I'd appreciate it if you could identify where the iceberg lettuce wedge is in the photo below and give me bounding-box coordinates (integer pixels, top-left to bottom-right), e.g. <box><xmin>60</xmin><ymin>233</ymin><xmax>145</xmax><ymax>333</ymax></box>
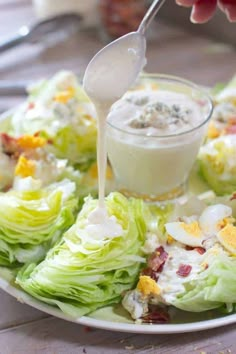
<box><xmin>16</xmin><ymin>192</ymin><xmax>150</xmax><ymax>317</ymax></box>
<box><xmin>173</xmin><ymin>254</ymin><xmax>236</xmax><ymax>312</ymax></box>
<box><xmin>0</xmin><ymin>179</ymin><xmax>77</xmax><ymax>266</ymax></box>
<box><xmin>198</xmin><ymin>135</ymin><xmax>236</xmax><ymax>195</ymax></box>
<box><xmin>1</xmin><ymin>71</ymin><xmax>97</xmax><ymax>169</ymax></box>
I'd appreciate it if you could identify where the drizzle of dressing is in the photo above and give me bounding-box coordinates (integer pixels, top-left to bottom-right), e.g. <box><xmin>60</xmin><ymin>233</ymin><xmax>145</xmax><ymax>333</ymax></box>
<box><xmin>83</xmin><ymin>31</ymin><xmax>146</xmax><ymax>232</ymax></box>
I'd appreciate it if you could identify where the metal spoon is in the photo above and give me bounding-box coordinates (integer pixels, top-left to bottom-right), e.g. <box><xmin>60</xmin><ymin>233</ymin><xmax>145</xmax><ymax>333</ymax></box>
<box><xmin>138</xmin><ymin>0</ymin><xmax>166</xmax><ymax>35</ymax></box>
<box><xmin>83</xmin><ymin>0</ymin><xmax>166</xmax><ymax>103</ymax></box>
<box><xmin>0</xmin><ymin>13</ymin><xmax>82</xmax><ymax>54</ymax></box>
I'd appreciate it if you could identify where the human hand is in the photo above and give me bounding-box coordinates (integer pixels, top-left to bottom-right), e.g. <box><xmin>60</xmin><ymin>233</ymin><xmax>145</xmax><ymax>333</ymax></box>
<box><xmin>176</xmin><ymin>0</ymin><xmax>236</xmax><ymax>23</ymax></box>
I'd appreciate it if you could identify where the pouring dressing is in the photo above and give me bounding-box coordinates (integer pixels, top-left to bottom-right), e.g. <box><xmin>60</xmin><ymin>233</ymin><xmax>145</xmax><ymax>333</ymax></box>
<box><xmin>83</xmin><ymin>0</ymin><xmax>165</xmax><ymax>230</ymax></box>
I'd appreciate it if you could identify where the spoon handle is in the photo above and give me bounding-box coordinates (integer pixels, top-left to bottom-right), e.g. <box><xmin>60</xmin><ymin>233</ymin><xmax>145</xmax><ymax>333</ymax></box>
<box><xmin>138</xmin><ymin>0</ymin><xmax>166</xmax><ymax>35</ymax></box>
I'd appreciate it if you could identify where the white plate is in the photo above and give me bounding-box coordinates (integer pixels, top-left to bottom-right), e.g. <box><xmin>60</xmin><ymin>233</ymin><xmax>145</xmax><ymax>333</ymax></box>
<box><xmin>0</xmin><ymin>107</ymin><xmax>235</xmax><ymax>334</ymax></box>
<box><xmin>0</xmin><ymin>267</ymin><xmax>235</xmax><ymax>334</ymax></box>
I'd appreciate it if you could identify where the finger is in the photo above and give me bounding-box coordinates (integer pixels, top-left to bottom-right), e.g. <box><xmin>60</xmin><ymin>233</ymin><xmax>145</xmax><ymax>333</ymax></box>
<box><xmin>225</xmin><ymin>5</ymin><xmax>236</xmax><ymax>21</ymax></box>
<box><xmin>176</xmin><ymin>0</ymin><xmax>196</xmax><ymax>6</ymax></box>
<box><xmin>218</xmin><ymin>0</ymin><xmax>236</xmax><ymax>21</ymax></box>
<box><xmin>190</xmin><ymin>0</ymin><xmax>217</xmax><ymax>23</ymax></box>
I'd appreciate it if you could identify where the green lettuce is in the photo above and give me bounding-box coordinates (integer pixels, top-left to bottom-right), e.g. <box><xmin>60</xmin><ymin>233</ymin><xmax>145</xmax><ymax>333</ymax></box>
<box><xmin>174</xmin><ymin>254</ymin><xmax>236</xmax><ymax>312</ymax></box>
<box><xmin>0</xmin><ymin>179</ymin><xmax>77</xmax><ymax>267</ymax></box>
<box><xmin>16</xmin><ymin>192</ymin><xmax>148</xmax><ymax>317</ymax></box>
<box><xmin>198</xmin><ymin>135</ymin><xmax>236</xmax><ymax>195</ymax></box>
<box><xmin>1</xmin><ymin>71</ymin><xmax>97</xmax><ymax>169</ymax></box>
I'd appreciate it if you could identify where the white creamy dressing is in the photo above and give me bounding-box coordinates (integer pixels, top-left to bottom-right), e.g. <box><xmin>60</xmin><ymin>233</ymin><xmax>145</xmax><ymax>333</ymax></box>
<box><xmin>83</xmin><ymin>31</ymin><xmax>146</xmax><ymax>233</ymax></box>
<box><xmin>109</xmin><ymin>90</ymin><xmax>202</xmax><ymax>136</ymax></box>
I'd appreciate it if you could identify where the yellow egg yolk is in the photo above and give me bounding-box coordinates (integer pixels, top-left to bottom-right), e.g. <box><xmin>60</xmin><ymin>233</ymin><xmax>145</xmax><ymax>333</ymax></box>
<box><xmin>137</xmin><ymin>276</ymin><xmax>161</xmax><ymax>296</ymax></box>
<box><xmin>54</xmin><ymin>86</ymin><xmax>75</xmax><ymax>104</ymax></box>
<box><xmin>180</xmin><ymin>221</ymin><xmax>202</xmax><ymax>238</ymax></box>
<box><xmin>207</xmin><ymin>122</ymin><xmax>220</xmax><ymax>139</ymax></box>
<box><xmin>17</xmin><ymin>135</ymin><xmax>47</xmax><ymax>150</ymax></box>
<box><xmin>15</xmin><ymin>156</ymin><xmax>36</xmax><ymax>178</ymax></box>
<box><xmin>218</xmin><ymin>224</ymin><xmax>236</xmax><ymax>254</ymax></box>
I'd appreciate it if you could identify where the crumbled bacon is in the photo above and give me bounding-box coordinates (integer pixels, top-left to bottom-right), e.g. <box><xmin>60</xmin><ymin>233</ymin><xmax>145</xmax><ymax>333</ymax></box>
<box><xmin>185</xmin><ymin>245</ymin><xmax>205</xmax><ymax>254</ymax></box>
<box><xmin>28</xmin><ymin>102</ymin><xmax>35</xmax><ymax>110</ymax></box>
<box><xmin>195</xmin><ymin>247</ymin><xmax>206</xmax><ymax>254</ymax></box>
<box><xmin>225</xmin><ymin>124</ymin><xmax>236</xmax><ymax>135</ymax></box>
<box><xmin>1</xmin><ymin>133</ymin><xmax>20</xmax><ymax>158</ymax></box>
<box><xmin>230</xmin><ymin>193</ymin><xmax>236</xmax><ymax>201</ymax></box>
<box><xmin>185</xmin><ymin>245</ymin><xmax>194</xmax><ymax>251</ymax></box>
<box><xmin>147</xmin><ymin>246</ymin><xmax>168</xmax><ymax>272</ymax></box>
<box><xmin>176</xmin><ymin>264</ymin><xmax>192</xmax><ymax>277</ymax></box>
<box><xmin>142</xmin><ymin>306</ymin><xmax>170</xmax><ymax>324</ymax></box>
<box><xmin>141</xmin><ymin>267</ymin><xmax>159</xmax><ymax>282</ymax></box>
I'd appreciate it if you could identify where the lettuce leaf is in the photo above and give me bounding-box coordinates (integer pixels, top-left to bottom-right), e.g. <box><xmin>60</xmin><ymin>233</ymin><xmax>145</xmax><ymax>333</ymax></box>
<box><xmin>198</xmin><ymin>135</ymin><xmax>236</xmax><ymax>195</ymax></box>
<box><xmin>0</xmin><ymin>179</ymin><xmax>77</xmax><ymax>266</ymax></box>
<box><xmin>1</xmin><ymin>71</ymin><xmax>97</xmax><ymax>169</ymax></box>
<box><xmin>16</xmin><ymin>192</ymin><xmax>148</xmax><ymax>317</ymax></box>
<box><xmin>173</xmin><ymin>253</ymin><xmax>236</xmax><ymax>312</ymax></box>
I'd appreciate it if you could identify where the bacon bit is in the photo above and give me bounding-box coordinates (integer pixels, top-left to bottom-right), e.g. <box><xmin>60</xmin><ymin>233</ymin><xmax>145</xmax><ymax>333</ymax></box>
<box><xmin>195</xmin><ymin>247</ymin><xmax>206</xmax><ymax>254</ymax></box>
<box><xmin>228</xmin><ymin>117</ymin><xmax>236</xmax><ymax>125</ymax></box>
<box><xmin>141</xmin><ymin>267</ymin><xmax>159</xmax><ymax>281</ymax></box>
<box><xmin>28</xmin><ymin>102</ymin><xmax>35</xmax><ymax>110</ymax></box>
<box><xmin>225</xmin><ymin>124</ymin><xmax>236</xmax><ymax>135</ymax></box>
<box><xmin>142</xmin><ymin>306</ymin><xmax>170</xmax><ymax>324</ymax></box>
<box><xmin>1</xmin><ymin>133</ymin><xmax>20</xmax><ymax>158</ymax></box>
<box><xmin>185</xmin><ymin>245</ymin><xmax>194</xmax><ymax>251</ymax></box>
<box><xmin>176</xmin><ymin>264</ymin><xmax>192</xmax><ymax>277</ymax></box>
<box><xmin>147</xmin><ymin>246</ymin><xmax>168</xmax><ymax>272</ymax></box>
<box><xmin>47</xmin><ymin>139</ymin><xmax>53</xmax><ymax>145</ymax></box>
<box><xmin>230</xmin><ymin>193</ymin><xmax>236</xmax><ymax>201</ymax></box>
<box><xmin>185</xmin><ymin>245</ymin><xmax>205</xmax><ymax>254</ymax></box>
<box><xmin>2</xmin><ymin>184</ymin><xmax>12</xmax><ymax>192</ymax></box>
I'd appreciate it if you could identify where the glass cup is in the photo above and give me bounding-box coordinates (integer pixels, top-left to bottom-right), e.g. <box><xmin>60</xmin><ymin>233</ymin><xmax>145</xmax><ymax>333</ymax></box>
<box><xmin>107</xmin><ymin>74</ymin><xmax>213</xmax><ymax>202</ymax></box>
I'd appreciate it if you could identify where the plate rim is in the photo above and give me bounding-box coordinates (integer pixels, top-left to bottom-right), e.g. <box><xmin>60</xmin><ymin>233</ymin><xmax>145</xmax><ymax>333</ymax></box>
<box><xmin>0</xmin><ymin>273</ymin><xmax>235</xmax><ymax>334</ymax></box>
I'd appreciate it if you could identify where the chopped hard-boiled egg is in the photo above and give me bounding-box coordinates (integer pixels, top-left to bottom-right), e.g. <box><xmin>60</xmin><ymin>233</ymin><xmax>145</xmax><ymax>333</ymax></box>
<box><xmin>17</xmin><ymin>135</ymin><xmax>47</xmax><ymax>150</ymax></box>
<box><xmin>54</xmin><ymin>86</ymin><xmax>75</xmax><ymax>104</ymax></box>
<box><xmin>207</xmin><ymin>121</ymin><xmax>220</xmax><ymax>139</ymax></box>
<box><xmin>217</xmin><ymin>224</ymin><xmax>236</xmax><ymax>255</ymax></box>
<box><xmin>199</xmin><ymin>204</ymin><xmax>232</xmax><ymax>235</ymax></box>
<box><xmin>165</xmin><ymin>221</ymin><xmax>204</xmax><ymax>247</ymax></box>
<box><xmin>15</xmin><ymin>156</ymin><xmax>36</xmax><ymax>178</ymax></box>
<box><xmin>137</xmin><ymin>275</ymin><xmax>161</xmax><ymax>296</ymax></box>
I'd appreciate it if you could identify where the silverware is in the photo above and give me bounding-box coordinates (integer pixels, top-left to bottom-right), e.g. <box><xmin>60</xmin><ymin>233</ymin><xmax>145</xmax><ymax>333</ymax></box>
<box><xmin>138</xmin><ymin>0</ymin><xmax>166</xmax><ymax>35</ymax></box>
<box><xmin>0</xmin><ymin>13</ymin><xmax>82</xmax><ymax>54</ymax></box>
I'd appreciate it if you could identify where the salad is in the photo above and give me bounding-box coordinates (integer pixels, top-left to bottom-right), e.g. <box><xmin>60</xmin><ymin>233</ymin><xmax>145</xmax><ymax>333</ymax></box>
<box><xmin>0</xmin><ymin>71</ymin><xmax>97</xmax><ymax>170</ymax></box>
<box><xmin>197</xmin><ymin>76</ymin><xmax>236</xmax><ymax>195</ymax></box>
<box><xmin>0</xmin><ymin>71</ymin><xmax>235</xmax><ymax>324</ymax></box>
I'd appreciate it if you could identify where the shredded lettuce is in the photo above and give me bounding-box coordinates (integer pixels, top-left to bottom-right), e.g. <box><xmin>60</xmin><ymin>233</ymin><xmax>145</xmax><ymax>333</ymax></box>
<box><xmin>16</xmin><ymin>192</ymin><xmax>149</xmax><ymax>317</ymax></box>
<box><xmin>0</xmin><ymin>179</ymin><xmax>77</xmax><ymax>267</ymax></box>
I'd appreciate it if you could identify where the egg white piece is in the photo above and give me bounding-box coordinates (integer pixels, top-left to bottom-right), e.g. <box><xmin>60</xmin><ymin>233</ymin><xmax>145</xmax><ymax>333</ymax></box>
<box><xmin>199</xmin><ymin>204</ymin><xmax>232</xmax><ymax>235</ymax></box>
<box><xmin>165</xmin><ymin>221</ymin><xmax>204</xmax><ymax>247</ymax></box>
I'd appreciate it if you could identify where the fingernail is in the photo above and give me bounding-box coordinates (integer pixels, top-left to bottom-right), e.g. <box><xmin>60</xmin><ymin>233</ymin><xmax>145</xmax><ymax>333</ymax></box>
<box><xmin>225</xmin><ymin>8</ymin><xmax>233</xmax><ymax>22</ymax></box>
<box><xmin>225</xmin><ymin>8</ymin><xmax>236</xmax><ymax>22</ymax></box>
<box><xmin>190</xmin><ymin>8</ymin><xmax>198</xmax><ymax>23</ymax></box>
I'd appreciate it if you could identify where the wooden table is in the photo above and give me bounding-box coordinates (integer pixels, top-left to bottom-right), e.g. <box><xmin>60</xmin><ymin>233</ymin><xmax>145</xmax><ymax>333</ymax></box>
<box><xmin>0</xmin><ymin>1</ymin><xmax>236</xmax><ymax>353</ymax></box>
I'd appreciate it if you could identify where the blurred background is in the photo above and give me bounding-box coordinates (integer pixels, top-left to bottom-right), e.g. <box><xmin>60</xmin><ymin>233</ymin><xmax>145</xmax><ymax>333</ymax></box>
<box><xmin>0</xmin><ymin>0</ymin><xmax>236</xmax><ymax>112</ymax></box>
